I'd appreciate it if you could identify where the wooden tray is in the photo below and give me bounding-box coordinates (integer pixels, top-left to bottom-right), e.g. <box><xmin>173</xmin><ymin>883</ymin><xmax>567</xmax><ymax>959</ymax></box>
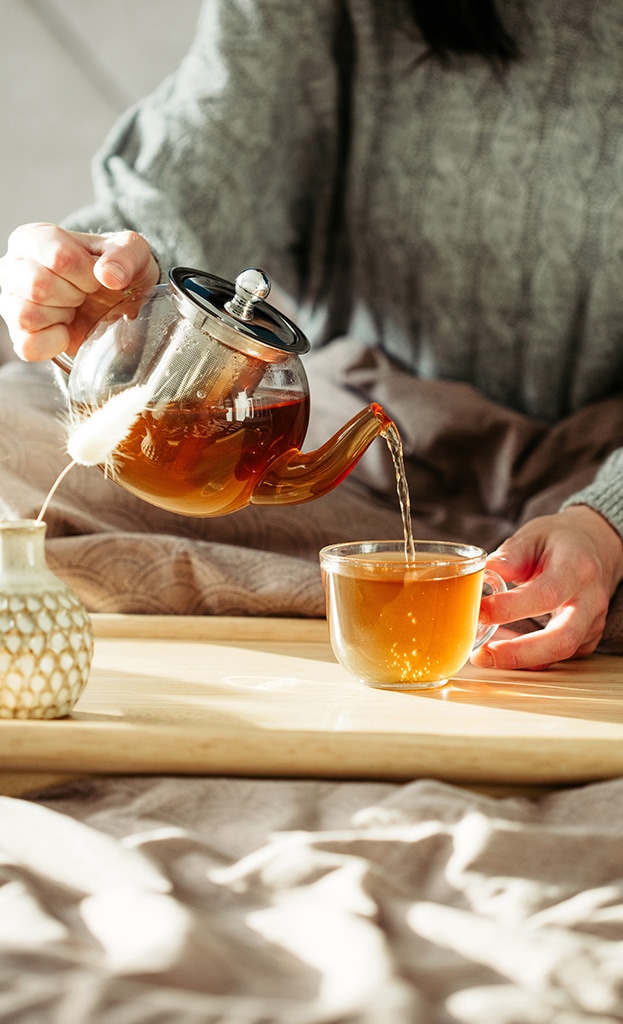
<box><xmin>2</xmin><ymin>614</ymin><xmax>623</xmax><ymax>787</ymax></box>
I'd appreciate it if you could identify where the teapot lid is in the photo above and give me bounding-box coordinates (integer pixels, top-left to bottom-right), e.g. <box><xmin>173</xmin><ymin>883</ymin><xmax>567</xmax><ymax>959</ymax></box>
<box><xmin>169</xmin><ymin>266</ymin><xmax>310</xmax><ymax>359</ymax></box>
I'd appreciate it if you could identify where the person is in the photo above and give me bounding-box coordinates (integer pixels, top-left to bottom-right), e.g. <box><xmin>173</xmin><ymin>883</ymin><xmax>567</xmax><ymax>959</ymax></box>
<box><xmin>1</xmin><ymin>0</ymin><xmax>623</xmax><ymax>672</ymax></box>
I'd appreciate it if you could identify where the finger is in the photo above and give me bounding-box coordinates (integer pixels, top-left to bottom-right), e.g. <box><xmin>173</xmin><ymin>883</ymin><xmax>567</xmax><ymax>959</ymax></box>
<box><xmin>480</xmin><ymin>571</ymin><xmax>574</xmax><ymax>626</ymax></box>
<box><xmin>471</xmin><ymin>634</ymin><xmax>564</xmax><ymax>671</ymax></box>
<box><xmin>6</xmin><ymin>223</ymin><xmax>103</xmax><ymax>294</ymax></box>
<box><xmin>10</xmin><ymin>323</ymin><xmax>73</xmax><ymax>362</ymax></box>
<box><xmin>485</xmin><ymin>542</ymin><xmax>542</xmax><ymax>585</ymax></box>
<box><xmin>483</xmin><ymin>536</ymin><xmax>600</xmax><ymax>625</ymax></box>
<box><xmin>1</xmin><ymin>256</ymin><xmax>87</xmax><ymax>308</ymax></box>
<box><xmin>90</xmin><ymin>230</ymin><xmax>156</xmax><ymax>291</ymax></box>
<box><xmin>0</xmin><ymin>291</ymin><xmax>76</xmax><ymax>336</ymax></box>
<box><xmin>571</xmin><ymin>637</ymin><xmax>602</xmax><ymax>660</ymax></box>
<box><xmin>473</xmin><ymin>604</ymin><xmax>597</xmax><ymax>670</ymax></box>
<box><xmin>485</xmin><ymin>552</ymin><xmax>525</xmax><ymax>582</ymax></box>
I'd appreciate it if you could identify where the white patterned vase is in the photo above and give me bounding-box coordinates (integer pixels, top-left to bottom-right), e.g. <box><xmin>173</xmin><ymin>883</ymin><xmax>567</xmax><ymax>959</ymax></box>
<box><xmin>0</xmin><ymin>519</ymin><xmax>94</xmax><ymax>719</ymax></box>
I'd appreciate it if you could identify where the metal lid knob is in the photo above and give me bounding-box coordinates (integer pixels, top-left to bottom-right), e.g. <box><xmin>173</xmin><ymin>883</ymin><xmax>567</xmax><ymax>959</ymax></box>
<box><xmin>225</xmin><ymin>269</ymin><xmax>271</xmax><ymax>322</ymax></box>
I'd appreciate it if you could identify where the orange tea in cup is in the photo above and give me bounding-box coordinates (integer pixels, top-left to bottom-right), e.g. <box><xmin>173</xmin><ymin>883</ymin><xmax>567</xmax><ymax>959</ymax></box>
<box><xmin>319</xmin><ymin>540</ymin><xmax>506</xmax><ymax>689</ymax></box>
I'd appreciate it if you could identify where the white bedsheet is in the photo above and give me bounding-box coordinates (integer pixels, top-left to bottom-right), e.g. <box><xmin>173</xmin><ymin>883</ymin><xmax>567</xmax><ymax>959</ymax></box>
<box><xmin>2</xmin><ymin>774</ymin><xmax>623</xmax><ymax>1022</ymax></box>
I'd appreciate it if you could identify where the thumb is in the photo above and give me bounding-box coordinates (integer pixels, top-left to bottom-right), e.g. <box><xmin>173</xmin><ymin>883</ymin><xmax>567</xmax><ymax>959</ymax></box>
<box><xmin>91</xmin><ymin>230</ymin><xmax>156</xmax><ymax>291</ymax></box>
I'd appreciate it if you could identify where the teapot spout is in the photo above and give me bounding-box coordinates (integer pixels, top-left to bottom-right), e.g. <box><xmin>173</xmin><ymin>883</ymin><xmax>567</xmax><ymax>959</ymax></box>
<box><xmin>251</xmin><ymin>403</ymin><xmax>392</xmax><ymax>506</ymax></box>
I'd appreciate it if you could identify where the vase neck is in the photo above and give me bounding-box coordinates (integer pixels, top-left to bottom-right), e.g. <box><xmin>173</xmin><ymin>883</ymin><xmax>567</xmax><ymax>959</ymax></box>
<box><xmin>0</xmin><ymin>519</ymin><xmax>47</xmax><ymax>574</ymax></box>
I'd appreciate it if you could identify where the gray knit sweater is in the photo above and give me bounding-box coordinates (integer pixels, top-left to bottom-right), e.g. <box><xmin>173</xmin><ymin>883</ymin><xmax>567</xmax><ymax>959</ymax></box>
<box><xmin>64</xmin><ymin>0</ymin><xmax>623</xmax><ymax>533</ymax></box>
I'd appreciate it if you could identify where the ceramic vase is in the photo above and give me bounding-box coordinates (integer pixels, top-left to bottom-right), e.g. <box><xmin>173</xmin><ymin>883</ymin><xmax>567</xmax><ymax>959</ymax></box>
<box><xmin>0</xmin><ymin>519</ymin><xmax>93</xmax><ymax>719</ymax></box>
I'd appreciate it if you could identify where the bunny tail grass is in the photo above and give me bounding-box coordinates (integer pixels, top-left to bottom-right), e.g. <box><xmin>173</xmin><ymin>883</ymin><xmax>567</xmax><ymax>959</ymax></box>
<box><xmin>36</xmin><ymin>384</ymin><xmax>152</xmax><ymax>523</ymax></box>
<box><xmin>36</xmin><ymin>461</ymin><xmax>77</xmax><ymax>524</ymax></box>
<box><xmin>66</xmin><ymin>384</ymin><xmax>152</xmax><ymax>466</ymax></box>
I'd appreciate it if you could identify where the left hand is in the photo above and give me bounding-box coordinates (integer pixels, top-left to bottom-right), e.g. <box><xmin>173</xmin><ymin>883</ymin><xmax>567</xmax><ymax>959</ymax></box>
<box><xmin>470</xmin><ymin>505</ymin><xmax>623</xmax><ymax>671</ymax></box>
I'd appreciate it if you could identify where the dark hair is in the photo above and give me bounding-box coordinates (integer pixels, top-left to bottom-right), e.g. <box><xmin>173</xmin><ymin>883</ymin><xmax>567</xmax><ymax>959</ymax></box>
<box><xmin>407</xmin><ymin>0</ymin><xmax>519</xmax><ymax>63</ymax></box>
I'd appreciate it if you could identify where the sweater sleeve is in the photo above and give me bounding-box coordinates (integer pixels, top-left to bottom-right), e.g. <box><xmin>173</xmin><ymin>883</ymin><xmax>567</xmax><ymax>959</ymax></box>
<box><xmin>560</xmin><ymin>447</ymin><xmax>623</xmax><ymax>539</ymax></box>
<box><xmin>62</xmin><ymin>0</ymin><xmax>345</xmax><ymax>308</ymax></box>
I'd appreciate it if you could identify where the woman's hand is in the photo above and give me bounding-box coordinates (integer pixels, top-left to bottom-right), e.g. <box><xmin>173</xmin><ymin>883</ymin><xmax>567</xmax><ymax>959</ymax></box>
<box><xmin>471</xmin><ymin>504</ymin><xmax>623</xmax><ymax>670</ymax></box>
<box><xmin>0</xmin><ymin>223</ymin><xmax>159</xmax><ymax>360</ymax></box>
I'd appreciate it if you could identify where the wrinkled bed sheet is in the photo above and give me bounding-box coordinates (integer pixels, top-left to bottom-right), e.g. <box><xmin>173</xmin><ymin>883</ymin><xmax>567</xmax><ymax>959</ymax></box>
<box><xmin>3</xmin><ymin>775</ymin><xmax>623</xmax><ymax>1023</ymax></box>
<box><xmin>3</xmin><ymin>342</ymin><xmax>623</xmax><ymax>1023</ymax></box>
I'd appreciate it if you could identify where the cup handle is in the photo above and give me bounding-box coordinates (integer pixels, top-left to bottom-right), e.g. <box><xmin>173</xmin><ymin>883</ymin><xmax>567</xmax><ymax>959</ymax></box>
<box><xmin>473</xmin><ymin>569</ymin><xmax>507</xmax><ymax>650</ymax></box>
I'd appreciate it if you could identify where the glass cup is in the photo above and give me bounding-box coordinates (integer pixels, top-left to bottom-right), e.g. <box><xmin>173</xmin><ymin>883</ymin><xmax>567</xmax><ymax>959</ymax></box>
<box><xmin>319</xmin><ymin>540</ymin><xmax>507</xmax><ymax>690</ymax></box>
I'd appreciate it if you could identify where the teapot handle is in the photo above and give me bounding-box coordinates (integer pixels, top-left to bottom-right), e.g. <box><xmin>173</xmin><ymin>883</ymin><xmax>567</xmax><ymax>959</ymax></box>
<box><xmin>52</xmin><ymin>353</ymin><xmax>74</xmax><ymax>375</ymax></box>
<box><xmin>49</xmin><ymin>286</ymin><xmax>147</xmax><ymax>378</ymax></box>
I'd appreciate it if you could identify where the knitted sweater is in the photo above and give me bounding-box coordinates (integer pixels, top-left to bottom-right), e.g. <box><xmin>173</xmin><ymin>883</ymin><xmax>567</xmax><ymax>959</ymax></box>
<box><xmin>64</xmin><ymin>0</ymin><xmax>623</xmax><ymax>533</ymax></box>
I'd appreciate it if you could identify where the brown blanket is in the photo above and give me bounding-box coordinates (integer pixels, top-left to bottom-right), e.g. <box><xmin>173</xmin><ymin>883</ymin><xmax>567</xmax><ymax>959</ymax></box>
<box><xmin>1</xmin><ymin>338</ymin><xmax>622</xmax><ymax>644</ymax></box>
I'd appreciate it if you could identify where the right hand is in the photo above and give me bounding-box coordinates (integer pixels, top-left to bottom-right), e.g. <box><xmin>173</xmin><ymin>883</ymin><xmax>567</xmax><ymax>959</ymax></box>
<box><xmin>0</xmin><ymin>223</ymin><xmax>159</xmax><ymax>361</ymax></box>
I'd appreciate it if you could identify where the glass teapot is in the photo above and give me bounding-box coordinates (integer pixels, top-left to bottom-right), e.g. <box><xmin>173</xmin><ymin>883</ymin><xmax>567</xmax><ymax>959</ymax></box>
<box><xmin>54</xmin><ymin>266</ymin><xmax>390</xmax><ymax>517</ymax></box>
